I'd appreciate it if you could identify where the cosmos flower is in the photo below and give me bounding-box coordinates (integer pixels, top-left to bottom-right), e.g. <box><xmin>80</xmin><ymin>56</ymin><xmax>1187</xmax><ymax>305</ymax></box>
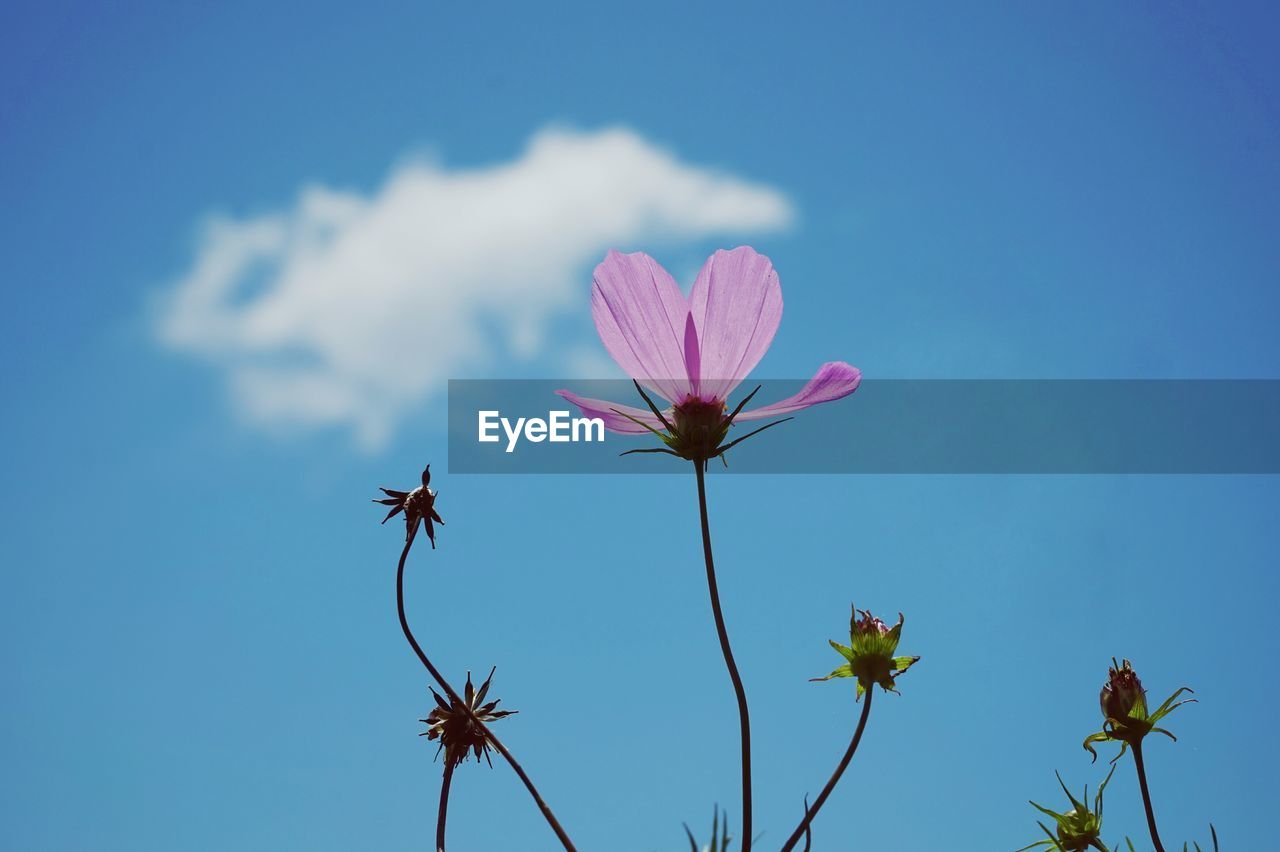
<box><xmin>420</xmin><ymin>667</ymin><xmax>517</xmax><ymax>768</ymax></box>
<box><xmin>812</xmin><ymin>605</ymin><xmax>920</xmax><ymax>699</ymax></box>
<box><xmin>557</xmin><ymin>247</ymin><xmax>861</xmax><ymax>462</ymax></box>
<box><xmin>373</xmin><ymin>464</ymin><xmax>444</xmax><ymax>549</ymax></box>
<box><xmin>1083</xmin><ymin>659</ymin><xmax>1195</xmax><ymax>763</ymax></box>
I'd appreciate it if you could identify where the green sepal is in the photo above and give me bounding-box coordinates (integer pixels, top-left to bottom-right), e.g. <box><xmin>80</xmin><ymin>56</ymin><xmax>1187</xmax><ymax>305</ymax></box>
<box><xmin>811</xmin><ymin>663</ymin><xmax>853</xmax><ymax>682</ymax></box>
<box><xmin>1148</xmin><ymin>687</ymin><xmax>1196</xmax><ymax>724</ymax></box>
<box><xmin>829</xmin><ymin>640</ymin><xmax>855</xmax><ymax>662</ymax></box>
<box><xmin>892</xmin><ymin>655</ymin><xmax>920</xmax><ymax>674</ymax></box>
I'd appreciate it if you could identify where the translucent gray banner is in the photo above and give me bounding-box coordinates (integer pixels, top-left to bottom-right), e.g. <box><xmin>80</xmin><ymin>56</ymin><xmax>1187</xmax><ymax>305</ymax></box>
<box><xmin>447</xmin><ymin>380</ymin><xmax>1280</xmax><ymax>474</ymax></box>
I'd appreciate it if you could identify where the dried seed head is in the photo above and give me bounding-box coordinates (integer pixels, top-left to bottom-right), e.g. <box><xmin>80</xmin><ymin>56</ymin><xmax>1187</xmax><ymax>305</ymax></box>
<box><xmin>373</xmin><ymin>464</ymin><xmax>444</xmax><ymax>549</ymax></box>
<box><xmin>419</xmin><ymin>668</ymin><xmax>517</xmax><ymax>768</ymax></box>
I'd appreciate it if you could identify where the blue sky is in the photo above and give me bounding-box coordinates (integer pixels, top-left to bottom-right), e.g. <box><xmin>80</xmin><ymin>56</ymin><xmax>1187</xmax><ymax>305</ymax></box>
<box><xmin>3</xmin><ymin>2</ymin><xmax>1278</xmax><ymax>849</ymax></box>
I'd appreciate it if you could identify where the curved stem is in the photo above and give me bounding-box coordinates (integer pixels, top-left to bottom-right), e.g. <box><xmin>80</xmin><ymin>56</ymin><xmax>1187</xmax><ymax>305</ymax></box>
<box><xmin>1132</xmin><ymin>741</ymin><xmax>1165</xmax><ymax>852</ymax></box>
<box><xmin>395</xmin><ymin>541</ymin><xmax>577</xmax><ymax>852</ymax></box>
<box><xmin>693</xmin><ymin>462</ymin><xmax>753</xmax><ymax>852</ymax></box>
<box><xmin>779</xmin><ymin>686</ymin><xmax>874</xmax><ymax>852</ymax></box>
<box><xmin>436</xmin><ymin>761</ymin><xmax>454</xmax><ymax>852</ymax></box>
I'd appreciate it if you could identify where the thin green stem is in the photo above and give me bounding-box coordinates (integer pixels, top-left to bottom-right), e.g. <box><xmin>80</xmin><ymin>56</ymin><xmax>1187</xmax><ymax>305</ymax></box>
<box><xmin>693</xmin><ymin>462</ymin><xmax>753</xmax><ymax>851</ymax></box>
<box><xmin>395</xmin><ymin>540</ymin><xmax>577</xmax><ymax>852</ymax></box>
<box><xmin>779</xmin><ymin>686</ymin><xmax>874</xmax><ymax>852</ymax></box>
<box><xmin>1131</xmin><ymin>741</ymin><xmax>1165</xmax><ymax>852</ymax></box>
<box><xmin>436</xmin><ymin>761</ymin><xmax>454</xmax><ymax>852</ymax></box>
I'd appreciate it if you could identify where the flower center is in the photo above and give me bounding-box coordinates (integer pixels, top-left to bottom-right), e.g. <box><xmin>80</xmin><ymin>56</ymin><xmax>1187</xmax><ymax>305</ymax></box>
<box><xmin>672</xmin><ymin>397</ymin><xmax>728</xmax><ymax>460</ymax></box>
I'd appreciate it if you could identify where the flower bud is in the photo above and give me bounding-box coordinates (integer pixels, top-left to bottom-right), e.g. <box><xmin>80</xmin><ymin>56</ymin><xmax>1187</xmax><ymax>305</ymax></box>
<box><xmin>1019</xmin><ymin>766</ymin><xmax>1114</xmax><ymax>852</ymax></box>
<box><xmin>1099</xmin><ymin>658</ymin><xmax>1145</xmax><ymax>721</ymax></box>
<box><xmin>1083</xmin><ymin>658</ymin><xmax>1195</xmax><ymax>762</ymax></box>
<box><xmin>812</xmin><ymin>604</ymin><xmax>920</xmax><ymax>698</ymax></box>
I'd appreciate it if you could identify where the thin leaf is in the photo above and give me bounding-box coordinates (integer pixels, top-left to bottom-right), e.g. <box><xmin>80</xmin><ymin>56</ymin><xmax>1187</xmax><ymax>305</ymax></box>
<box><xmin>631</xmin><ymin>379</ymin><xmax>679</xmax><ymax>438</ymax></box>
<box><xmin>713</xmin><ymin>416</ymin><xmax>794</xmax><ymax>457</ymax></box>
<box><xmin>610</xmin><ymin>407</ymin><xmax>673</xmax><ymax>443</ymax></box>
<box><xmin>722</xmin><ymin>384</ymin><xmax>763</xmax><ymax>429</ymax></box>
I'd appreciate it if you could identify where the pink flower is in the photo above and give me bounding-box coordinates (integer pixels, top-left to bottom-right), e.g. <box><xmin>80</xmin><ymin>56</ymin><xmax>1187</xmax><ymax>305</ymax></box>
<box><xmin>557</xmin><ymin>247</ymin><xmax>860</xmax><ymax>455</ymax></box>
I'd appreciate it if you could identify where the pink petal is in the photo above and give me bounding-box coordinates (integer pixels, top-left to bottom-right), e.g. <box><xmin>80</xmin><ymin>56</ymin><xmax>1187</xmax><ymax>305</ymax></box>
<box><xmin>734</xmin><ymin>362</ymin><xmax>862</xmax><ymax>421</ymax></box>
<box><xmin>689</xmin><ymin>247</ymin><xmax>783</xmax><ymax>401</ymax></box>
<box><xmin>555</xmin><ymin>389</ymin><xmax>667</xmax><ymax>435</ymax></box>
<box><xmin>683</xmin><ymin>312</ymin><xmax>701</xmax><ymax>399</ymax></box>
<box><xmin>591</xmin><ymin>250</ymin><xmax>692</xmax><ymax>402</ymax></box>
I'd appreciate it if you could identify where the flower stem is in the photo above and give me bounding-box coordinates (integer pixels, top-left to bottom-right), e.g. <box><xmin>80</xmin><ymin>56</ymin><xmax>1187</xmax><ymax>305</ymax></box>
<box><xmin>693</xmin><ymin>462</ymin><xmax>753</xmax><ymax>852</ymax></box>
<box><xmin>395</xmin><ymin>541</ymin><xmax>577</xmax><ymax>852</ymax></box>
<box><xmin>1131</xmin><ymin>741</ymin><xmax>1165</xmax><ymax>852</ymax></box>
<box><xmin>436</xmin><ymin>761</ymin><xmax>454</xmax><ymax>852</ymax></box>
<box><xmin>779</xmin><ymin>685</ymin><xmax>874</xmax><ymax>852</ymax></box>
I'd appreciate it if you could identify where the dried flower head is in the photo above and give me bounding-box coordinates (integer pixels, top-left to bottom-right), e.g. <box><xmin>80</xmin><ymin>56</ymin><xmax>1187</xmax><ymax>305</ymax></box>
<box><xmin>420</xmin><ymin>667</ymin><xmax>517</xmax><ymax>767</ymax></box>
<box><xmin>1018</xmin><ymin>766</ymin><xmax>1116</xmax><ymax>852</ymax></box>
<box><xmin>1083</xmin><ymin>658</ymin><xmax>1195</xmax><ymax>763</ymax></box>
<box><xmin>373</xmin><ymin>464</ymin><xmax>444</xmax><ymax>549</ymax></box>
<box><xmin>811</xmin><ymin>605</ymin><xmax>920</xmax><ymax>699</ymax></box>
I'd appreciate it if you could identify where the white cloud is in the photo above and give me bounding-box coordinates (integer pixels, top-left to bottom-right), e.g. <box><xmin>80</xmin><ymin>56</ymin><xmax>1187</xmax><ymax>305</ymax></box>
<box><xmin>155</xmin><ymin>126</ymin><xmax>794</xmax><ymax>449</ymax></box>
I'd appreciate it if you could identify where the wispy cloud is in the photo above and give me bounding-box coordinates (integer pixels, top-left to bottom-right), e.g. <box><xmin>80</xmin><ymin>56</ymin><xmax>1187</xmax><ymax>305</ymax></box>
<box><xmin>155</xmin><ymin>126</ymin><xmax>793</xmax><ymax>449</ymax></box>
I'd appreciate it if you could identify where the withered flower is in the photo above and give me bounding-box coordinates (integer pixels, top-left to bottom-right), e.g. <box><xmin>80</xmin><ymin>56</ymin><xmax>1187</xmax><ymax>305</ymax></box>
<box><xmin>420</xmin><ymin>667</ymin><xmax>517</xmax><ymax>767</ymax></box>
<box><xmin>374</xmin><ymin>464</ymin><xmax>444</xmax><ymax>549</ymax></box>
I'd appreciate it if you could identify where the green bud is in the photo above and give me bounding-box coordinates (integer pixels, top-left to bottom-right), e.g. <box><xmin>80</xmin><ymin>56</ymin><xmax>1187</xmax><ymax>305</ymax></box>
<box><xmin>812</xmin><ymin>604</ymin><xmax>920</xmax><ymax>699</ymax></box>
<box><xmin>1100</xmin><ymin>659</ymin><xmax>1144</xmax><ymax>721</ymax></box>
<box><xmin>1083</xmin><ymin>658</ymin><xmax>1196</xmax><ymax>763</ymax></box>
<box><xmin>1018</xmin><ymin>766</ymin><xmax>1114</xmax><ymax>852</ymax></box>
